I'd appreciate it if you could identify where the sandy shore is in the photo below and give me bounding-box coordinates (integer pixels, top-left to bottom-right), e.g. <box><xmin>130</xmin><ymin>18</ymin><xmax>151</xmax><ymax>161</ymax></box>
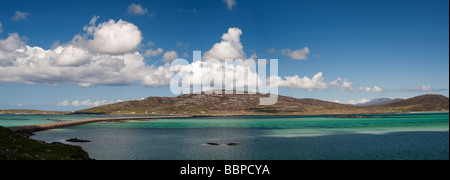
<box><xmin>8</xmin><ymin>116</ymin><xmax>193</xmax><ymax>134</ymax></box>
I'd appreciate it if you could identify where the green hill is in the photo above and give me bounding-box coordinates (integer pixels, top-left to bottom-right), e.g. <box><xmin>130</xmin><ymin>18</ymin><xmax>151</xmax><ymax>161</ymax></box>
<box><xmin>75</xmin><ymin>91</ymin><xmax>449</xmax><ymax>115</ymax></box>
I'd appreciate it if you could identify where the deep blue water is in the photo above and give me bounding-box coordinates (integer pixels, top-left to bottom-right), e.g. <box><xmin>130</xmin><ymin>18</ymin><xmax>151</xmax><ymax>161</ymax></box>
<box><xmin>32</xmin><ymin>128</ymin><xmax>449</xmax><ymax>160</ymax></box>
<box><xmin>23</xmin><ymin>113</ymin><xmax>449</xmax><ymax>160</ymax></box>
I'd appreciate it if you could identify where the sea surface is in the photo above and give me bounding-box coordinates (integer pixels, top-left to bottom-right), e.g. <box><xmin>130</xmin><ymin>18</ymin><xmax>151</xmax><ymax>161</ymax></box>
<box><xmin>1</xmin><ymin>113</ymin><xmax>448</xmax><ymax>160</ymax></box>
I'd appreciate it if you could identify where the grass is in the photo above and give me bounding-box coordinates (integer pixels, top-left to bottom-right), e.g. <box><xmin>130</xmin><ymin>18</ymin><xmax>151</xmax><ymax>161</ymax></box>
<box><xmin>0</xmin><ymin>126</ymin><xmax>90</xmax><ymax>160</ymax></box>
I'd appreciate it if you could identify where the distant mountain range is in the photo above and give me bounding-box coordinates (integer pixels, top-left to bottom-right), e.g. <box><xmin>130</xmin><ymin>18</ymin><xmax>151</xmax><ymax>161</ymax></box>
<box><xmin>374</xmin><ymin>94</ymin><xmax>449</xmax><ymax>112</ymax></box>
<box><xmin>356</xmin><ymin>98</ymin><xmax>404</xmax><ymax>107</ymax></box>
<box><xmin>74</xmin><ymin>92</ymin><xmax>449</xmax><ymax>116</ymax></box>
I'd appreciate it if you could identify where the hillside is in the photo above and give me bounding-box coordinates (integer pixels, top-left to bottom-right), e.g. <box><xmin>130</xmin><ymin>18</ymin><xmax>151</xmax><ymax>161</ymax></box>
<box><xmin>357</xmin><ymin>98</ymin><xmax>404</xmax><ymax>107</ymax></box>
<box><xmin>75</xmin><ymin>92</ymin><xmax>449</xmax><ymax>116</ymax></box>
<box><xmin>371</xmin><ymin>94</ymin><xmax>449</xmax><ymax>112</ymax></box>
<box><xmin>76</xmin><ymin>91</ymin><xmax>365</xmax><ymax>115</ymax></box>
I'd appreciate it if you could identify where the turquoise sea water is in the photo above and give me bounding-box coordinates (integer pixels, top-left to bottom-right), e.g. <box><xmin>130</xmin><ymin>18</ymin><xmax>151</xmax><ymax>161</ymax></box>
<box><xmin>0</xmin><ymin>114</ymin><xmax>152</xmax><ymax>127</ymax></box>
<box><xmin>1</xmin><ymin>113</ymin><xmax>448</xmax><ymax>160</ymax></box>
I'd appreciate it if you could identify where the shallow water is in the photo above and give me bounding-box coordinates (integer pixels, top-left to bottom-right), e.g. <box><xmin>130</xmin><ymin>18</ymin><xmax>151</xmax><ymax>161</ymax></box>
<box><xmin>2</xmin><ymin>113</ymin><xmax>448</xmax><ymax>160</ymax></box>
<box><xmin>0</xmin><ymin>114</ymin><xmax>151</xmax><ymax>127</ymax></box>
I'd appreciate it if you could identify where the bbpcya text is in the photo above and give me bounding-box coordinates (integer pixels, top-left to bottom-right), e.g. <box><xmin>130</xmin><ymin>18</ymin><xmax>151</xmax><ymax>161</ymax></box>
<box><xmin>180</xmin><ymin>164</ymin><xmax>270</xmax><ymax>178</ymax></box>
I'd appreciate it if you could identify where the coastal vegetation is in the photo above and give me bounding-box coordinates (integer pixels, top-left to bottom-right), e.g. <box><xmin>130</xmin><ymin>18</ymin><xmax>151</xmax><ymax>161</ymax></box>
<box><xmin>0</xmin><ymin>126</ymin><xmax>90</xmax><ymax>160</ymax></box>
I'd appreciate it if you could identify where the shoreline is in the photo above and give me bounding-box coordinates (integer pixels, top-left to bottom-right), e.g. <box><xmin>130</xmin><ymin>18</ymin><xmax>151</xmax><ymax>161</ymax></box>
<box><xmin>8</xmin><ymin>116</ymin><xmax>193</xmax><ymax>134</ymax></box>
<box><xmin>0</xmin><ymin>126</ymin><xmax>91</xmax><ymax>160</ymax></box>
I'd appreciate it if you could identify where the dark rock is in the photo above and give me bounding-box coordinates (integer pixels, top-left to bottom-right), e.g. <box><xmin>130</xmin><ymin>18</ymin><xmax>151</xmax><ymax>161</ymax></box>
<box><xmin>206</xmin><ymin>143</ymin><xmax>220</xmax><ymax>146</ymax></box>
<box><xmin>66</xmin><ymin>138</ymin><xmax>90</xmax><ymax>143</ymax></box>
<box><xmin>226</xmin><ymin>143</ymin><xmax>239</xmax><ymax>146</ymax></box>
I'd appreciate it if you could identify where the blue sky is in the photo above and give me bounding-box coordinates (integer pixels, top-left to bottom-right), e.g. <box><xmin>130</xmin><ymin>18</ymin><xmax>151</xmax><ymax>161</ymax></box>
<box><xmin>0</xmin><ymin>0</ymin><xmax>448</xmax><ymax>111</ymax></box>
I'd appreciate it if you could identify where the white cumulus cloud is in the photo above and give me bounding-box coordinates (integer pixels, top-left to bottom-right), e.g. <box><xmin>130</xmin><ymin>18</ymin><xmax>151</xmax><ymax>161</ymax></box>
<box><xmin>371</xmin><ymin>86</ymin><xmax>384</xmax><ymax>93</ymax></box>
<box><xmin>12</xmin><ymin>11</ymin><xmax>31</xmax><ymax>21</ymax></box>
<box><xmin>203</xmin><ymin>27</ymin><xmax>246</xmax><ymax>61</ymax></box>
<box><xmin>59</xmin><ymin>99</ymin><xmax>121</xmax><ymax>107</ymax></box>
<box><xmin>144</xmin><ymin>48</ymin><xmax>164</xmax><ymax>57</ymax></box>
<box><xmin>272</xmin><ymin>72</ymin><xmax>328</xmax><ymax>91</ymax></box>
<box><xmin>0</xmin><ymin>18</ymin><xmax>173</xmax><ymax>87</ymax></box>
<box><xmin>87</xmin><ymin>19</ymin><xmax>143</xmax><ymax>55</ymax></box>
<box><xmin>0</xmin><ymin>22</ymin><xmax>384</xmax><ymax>96</ymax></box>
<box><xmin>402</xmin><ymin>85</ymin><xmax>448</xmax><ymax>92</ymax></box>
<box><xmin>266</xmin><ymin>48</ymin><xmax>277</xmax><ymax>54</ymax></box>
<box><xmin>141</xmin><ymin>63</ymin><xmax>175</xmax><ymax>87</ymax></box>
<box><xmin>169</xmin><ymin>59</ymin><xmax>263</xmax><ymax>93</ymax></box>
<box><xmin>127</xmin><ymin>3</ymin><xmax>149</xmax><ymax>15</ymax></box>
<box><xmin>71</xmin><ymin>100</ymin><xmax>107</xmax><ymax>107</ymax></box>
<box><xmin>161</xmin><ymin>51</ymin><xmax>179</xmax><ymax>63</ymax></box>
<box><xmin>58</xmin><ymin>100</ymin><xmax>70</xmax><ymax>107</ymax></box>
<box><xmin>223</xmin><ymin>0</ymin><xmax>237</xmax><ymax>10</ymax></box>
<box><xmin>54</xmin><ymin>45</ymin><xmax>91</xmax><ymax>66</ymax></box>
<box><xmin>330</xmin><ymin>78</ymin><xmax>384</xmax><ymax>93</ymax></box>
<box><xmin>281</xmin><ymin>47</ymin><xmax>310</xmax><ymax>60</ymax></box>
<box><xmin>0</xmin><ymin>33</ymin><xmax>26</xmax><ymax>66</ymax></box>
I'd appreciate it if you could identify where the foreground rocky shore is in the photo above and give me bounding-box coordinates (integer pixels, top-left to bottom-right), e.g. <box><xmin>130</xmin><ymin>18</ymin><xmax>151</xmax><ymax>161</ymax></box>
<box><xmin>0</xmin><ymin>126</ymin><xmax>91</xmax><ymax>160</ymax></box>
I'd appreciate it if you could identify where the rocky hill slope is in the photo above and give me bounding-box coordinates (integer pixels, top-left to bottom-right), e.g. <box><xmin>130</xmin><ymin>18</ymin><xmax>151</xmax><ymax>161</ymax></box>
<box><xmin>75</xmin><ymin>92</ymin><xmax>449</xmax><ymax>115</ymax></box>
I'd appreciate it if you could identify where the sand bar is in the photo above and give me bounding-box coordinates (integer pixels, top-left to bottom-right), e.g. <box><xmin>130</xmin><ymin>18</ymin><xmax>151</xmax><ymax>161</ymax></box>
<box><xmin>9</xmin><ymin>116</ymin><xmax>192</xmax><ymax>133</ymax></box>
